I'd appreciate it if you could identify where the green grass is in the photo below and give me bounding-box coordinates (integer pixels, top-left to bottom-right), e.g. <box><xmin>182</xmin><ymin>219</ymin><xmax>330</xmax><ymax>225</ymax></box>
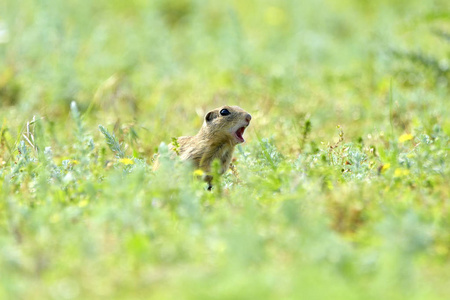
<box><xmin>1</xmin><ymin>0</ymin><xmax>450</xmax><ymax>299</ymax></box>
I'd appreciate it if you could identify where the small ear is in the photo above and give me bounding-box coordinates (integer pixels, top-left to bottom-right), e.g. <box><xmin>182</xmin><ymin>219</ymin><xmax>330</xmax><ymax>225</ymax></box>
<box><xmin>205</xmin><ymin>111</ymin><xmax>217</xmax><ymax>123</ymax></box>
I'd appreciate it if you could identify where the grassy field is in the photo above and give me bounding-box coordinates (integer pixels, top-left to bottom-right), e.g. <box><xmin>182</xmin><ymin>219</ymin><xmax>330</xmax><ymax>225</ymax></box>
<box><xmin>1</xmin><ymin>0</ymin><xmax>450</xmax><ymax>299</ymax></box>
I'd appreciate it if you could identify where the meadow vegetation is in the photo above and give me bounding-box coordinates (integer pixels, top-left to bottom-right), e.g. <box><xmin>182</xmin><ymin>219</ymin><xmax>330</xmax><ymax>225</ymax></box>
<box><xmin>1</xmin><ymin>0</ymin><xmax>450</xmax><ymax>299</ymax></box>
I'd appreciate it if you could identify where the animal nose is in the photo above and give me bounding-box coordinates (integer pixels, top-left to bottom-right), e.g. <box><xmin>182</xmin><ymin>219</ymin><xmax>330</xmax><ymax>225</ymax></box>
<box><xmin>245</xmin><ymin>114</ymin><xmax>252</xmax><ymax>123</ymax></box>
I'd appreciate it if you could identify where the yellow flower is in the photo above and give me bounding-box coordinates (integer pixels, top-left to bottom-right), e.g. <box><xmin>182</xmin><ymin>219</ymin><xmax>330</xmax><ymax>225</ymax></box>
<box><xmin>394</xmin><ymin>168</ymin><xmax>410</xmax><ymax>177</ymax></box>
<box><xmin>193</xmin><ymin>169</ymin><xmax>204</xmax><ymax>177</ymax></box>
<box><xmin>119</xmin><ymin>158</ymin><xmax>134</xmax><ymax>165</ymax></box>
<box><xmin>381</xmin><ymin>163</ymin><xmax>391</xmax><ymax>172</ymax></box>
<box><xmin>71</xmin><ymin>160</ymin><xmax>80</xmax><ymax>165</ymax></box>
<box><xmin>398</xmin><ymin>134</ymin><xmax>413</xmax><ymax>143</ymax></box>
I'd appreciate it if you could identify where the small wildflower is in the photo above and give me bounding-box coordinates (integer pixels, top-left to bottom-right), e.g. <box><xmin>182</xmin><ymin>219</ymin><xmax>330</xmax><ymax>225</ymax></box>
<box><xmin>71</xmin><ymin>160</ymin><xmax>80</xmax><ymax>165</ymax></box>
<box><xmin>381</xmin><ymin>163</ymin><xmax>391</xmax><ymax>172</ymax></box>
<box><xmin>394</xmin><ymin>168</ymin><xmax>410</xmax><ymax>177</ymax></box>
<box><xmin>399</xmin><ymin>134</ymin><xmax>413</xmax><ymax>143</ymax></box>
<box><xmin>193</xmin><ymin>169</ymin><xmax>204</xmax><ymax>177</ymax></box>
<box><xmin>119</xmin><ymin>158</ymin><xmax>134</xmax><ymax>165</ymax></box>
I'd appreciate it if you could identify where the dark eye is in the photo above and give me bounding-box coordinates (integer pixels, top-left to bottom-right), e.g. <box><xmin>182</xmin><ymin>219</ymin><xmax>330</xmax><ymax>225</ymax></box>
<box><xmin>220</xmin><ymin>109</ymin><xmax>230</xmax><ymax>116</ymax></box>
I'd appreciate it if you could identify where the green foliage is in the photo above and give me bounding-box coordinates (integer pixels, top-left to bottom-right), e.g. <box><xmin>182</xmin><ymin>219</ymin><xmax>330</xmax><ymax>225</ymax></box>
<box><xmin>1</xmin><ymin>0</ymin><xmax>450</xmax><ymax>299</ymax></box>
<box><xmin>171</xmin><ymin>137</ymin><xmax>180</xmax><ymax>156</ymax></box>
<box><xmin>98</xmin><ymin>124</ymin><xmax>125</xmax><ymax>159</ymax></box>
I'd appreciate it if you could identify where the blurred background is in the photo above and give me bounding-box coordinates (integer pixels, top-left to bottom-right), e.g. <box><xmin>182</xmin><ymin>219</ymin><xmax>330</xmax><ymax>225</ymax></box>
<box><xmin>1</xmin><ymin>1</ymin><xmax>450</xmax><ymax>299</ymax></box>
<box><xmin>1</xmin><ymin>0</ymin><xmax>449</xmax><ymax>158</ymax></box>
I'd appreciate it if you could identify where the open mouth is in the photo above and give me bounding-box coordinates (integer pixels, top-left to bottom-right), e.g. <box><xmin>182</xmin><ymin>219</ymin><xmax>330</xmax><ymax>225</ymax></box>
<box><xmin>234</xmin><ymin>126</ymin><xmax>247</xmax><ymax>143</ymax></box>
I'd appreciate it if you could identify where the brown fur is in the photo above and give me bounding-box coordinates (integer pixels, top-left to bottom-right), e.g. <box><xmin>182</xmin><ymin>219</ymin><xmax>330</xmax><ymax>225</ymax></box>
<box><xmin>171</xmin><ymin>105</ymin><xmax>251</xmax><ymax>184</ymax></box>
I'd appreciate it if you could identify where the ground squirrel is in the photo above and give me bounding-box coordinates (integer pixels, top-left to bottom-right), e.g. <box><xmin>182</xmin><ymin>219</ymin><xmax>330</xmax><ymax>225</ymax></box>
<box><xmin>171</xmin><ymin>105</ymin><xmax>252</xmax><ymax>188</ymax></box>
